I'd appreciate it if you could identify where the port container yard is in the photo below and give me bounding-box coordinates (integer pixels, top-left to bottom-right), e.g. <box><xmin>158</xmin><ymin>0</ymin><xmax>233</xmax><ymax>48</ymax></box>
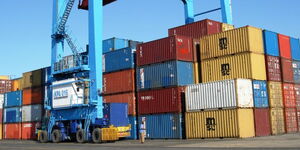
<box><xmin>0</xmin><ymin>0</ymin><xmax>300</xmax><ymax>149</ymax></box>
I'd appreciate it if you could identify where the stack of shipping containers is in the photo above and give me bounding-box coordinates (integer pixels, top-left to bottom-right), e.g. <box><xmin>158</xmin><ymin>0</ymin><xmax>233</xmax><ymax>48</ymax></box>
<box><xmin>0</xmin><ymin>76</ymin><xmax>12</xmax><ymax>140</ymax></box>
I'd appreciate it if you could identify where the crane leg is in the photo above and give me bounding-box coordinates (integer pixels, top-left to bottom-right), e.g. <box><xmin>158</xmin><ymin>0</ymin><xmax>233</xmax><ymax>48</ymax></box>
<box><xmin>181</xmin><ymin>0</ymin><xmax>194</xmax><ymax>24</ymax></box>
<box><xmin>220</xmin><ymin>0</ymin><xmax>233</xmax><ymax>24</ymax></box>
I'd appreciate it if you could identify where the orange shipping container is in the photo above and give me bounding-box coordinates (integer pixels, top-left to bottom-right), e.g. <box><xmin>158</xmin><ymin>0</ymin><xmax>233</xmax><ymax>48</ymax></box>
<box><xmin>22</xmin><ymin>122</ymin><xmax>40</xmax><ymax>140</ymax></box>
<box><xmin>103</xmin><ymin>92</ymin><xmax>136</xmax><ymax>115</ymax></box>
<box><xmin>22</xmin><ymin>87</ymin><xmax>43</xmax><ymax>105</ymax></box>
<box><xmin>4</xmin><ymin>123</ymin><xmax>22</xmax><ymax>139</ymax></box>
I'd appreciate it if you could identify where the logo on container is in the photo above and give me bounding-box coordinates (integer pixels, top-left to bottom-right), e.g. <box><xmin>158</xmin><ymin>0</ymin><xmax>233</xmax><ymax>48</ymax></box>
<box><xmin>219</xmin><ymin>37</ymin><xmax>228</xmax><ymax>50</ymax></box>
<box><xmin>221</xmin><ymin>63</ymin><xmax>231</xmax><ymax>76</ymax></box>
<box><xmin>141</xmin><ymin>96</ymin><xmax>154</xmax><ymax>101</ymax></box>
<box><xmin>206</xmin><ymin>117</ymin><xmax>216</xmax><ymax>131</ymax></box>
<box><xmin>53</xmin><ymin>89</ymin><xmax>69</xmax><ymax>99</ymax></box>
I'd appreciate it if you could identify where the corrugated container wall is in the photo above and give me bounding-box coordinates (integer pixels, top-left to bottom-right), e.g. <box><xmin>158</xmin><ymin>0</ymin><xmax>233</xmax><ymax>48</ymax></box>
<box><xmin>103</xmin><ymin>92</ymin><xmax>136</xmax><ymax>115</ymax></box>
<box><xmin>290</xmin><ymin>37</ymin><xmax>300</xmax><ymax>61</ymax></box>
<box><xmin>12</xmin><ymin>78</ymin><xmax>23</xmax><ymax>91</ymax></box>
<box><xmin>0</xmin><ymin>124</ymin><xmax>2</xmax><ymax>139</ymax></box>
<box><xmin>294</xmin><ymin>84</ymin><xmax>300</xmax><ymax>107</ymax></box>
<box><xmin>4</xmin><ymin>91</ymin><xmax>22</xmax><ymax>107</ymax></box>
<box><xmin>292</xmin><ymin>60</ymin><xmax>300</xmax><ymax>83</ymax></box>
<box><xmin>263</xmin><ymin>30</ymin><xmax>279</xmax><ymax>56</ymax></box>
<box><xmin>168</xmin><ymin>19</ymin><xmax>222</xmax><ymax>39</ymax></box>
<box><xmin>22</xmin><ymin>104</ymin><xmax>42</xmax><ymax>122</ymax></box>
<box><xmin>185</xmin><ymin>79</ymin><xmax>253</xmax><ymax>112</ymax></box>
<box><xmin>22</xmin><ymin>122</ymin><xmax>40</xmax><ymax>140</ymax></box>
<box><xmin>268</xmin><ymin>82</ymin><xmax>283</xmax><ymax>108</ymax></box>
<box><xmin>270</xmin><ymin>108</ymin><xmax>285</xmax><ymax>135</ymax></box>
<box><xmin>103</xmin><ymin>47</ymin><xmax>135</xmax><ymax>73</ymax></box>
<box><xmin>136</xmin><ymin>61</ymin><xmax>194</xmax><ymax>90</ymax></box>
<box><xmin>199</xmin><ymin>26</ymin><xmax>264</xmax><ymax>60</ymax></box>
<box><xmin>103</xmin><ymin>69</ymin><xmax>135</xmax><ymax>95</ymax></box>
<box><xmin>297</xmin><ymin>108</ymin><xmax>300</xmax><ymax>131</ymax></box>
<box><xmin>201</xmin><ymin>53</ymin><xmax>266</xmax><ymax>83</ymax></box>
<box><xmin>254</xmin><ymin>108</ymin><xmax>271</xmax><ymax>136</ymax></box>
<box><xmin>281</xmin><ymin>58</ymin><xmax>294</xmax><ymax>83</ymax></box>
<box><xmin>253</xmin><ymin>80</ymin><xmax>269</xmax><ymax>108</ymax></box>
<box><xmin>265</xmin><ymin>56</ymin><xmax>281</xmax><ymax>82</ymax></box>
<box><xmin>103</xmin><ymin>103</ymin><xmax>129</xmax><ymax>127</ymax></box>
<box><xmin>185</xmin><ymin>109</ymin><xmax>255</xmax><ymax>138</ymax></box>
<box><xmin>284</xmin><ymin>108</ymin><xmax>298</xmax><ymax>133</ymax></box>
<box><xmin>137</xmin><ymin>35</ymin><xmax>193</xmax><ymax>66</ymax></box>
<box><xmin>138</xmin><ymin>113</ymin><xmax>182</xmax><ymax>139</ymax></box>
<box><xmin>0</xmin><ymin>80</ymin><xmax>12</xmax><ymax>94</ymax></box>
<box><xmin>138</xmin><ymin>87</ymin><xmax>184</xmax><ymax>115</ymax></box>
<box><xmin>282</xmin><ymin>83</ymin><xmax>296</xmax><ymax>108</ymax></box>
<box><xmin>127</xmin><ymin>116</ymin><xmax>138</xmax><ymax>139</ymax></box>
<box><xmin>22</xmin><ymin>87</ymin><xmax>43</xmax><ymax>105</ymax></box>
<box><xmin>278</xmin><ymin>34</ymin><xmax>291</xmax><ymax>59</ymax></box>
<box><xmin>4</xmin><ymin>107</ymin><xmax>22</xmax><ymax>123</ymax></box>
<box><xmin>22</xmin><ymin>69</ymin><xmax>43</xmax><ymax>89</ymax></box>
<box><xmin>4</xmin><ymin>123</ymin><xmax>22</xmax><ymax>139</ymax></box>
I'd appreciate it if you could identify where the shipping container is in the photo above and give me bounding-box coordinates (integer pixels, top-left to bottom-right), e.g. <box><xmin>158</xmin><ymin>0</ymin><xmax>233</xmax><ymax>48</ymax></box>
<box><xmin>103</xmin><ymin>37</ymin><xmax>140</xmax><ymax>53</ymax></box>
<box><xmin>138</xmin><ymin>87</ymin><xmax>184</xmax><ymax>115</ymax></box>
<box><xmin>221</xmin><ymin>23</ymin><xmax>234</xmax><ymax>32</ymax></box>
<box><xmin>284</xmin><ymin>108</ymin><xmax>298</xmax><ymax>133</ymax></box>
<box><xmin>263</xmin><ymin>30</ymin><xmax>279</xmax><ymax>56</ymax></box>
<box><xmin>281</xmin><ymin>58</ymin><xmax>294</xmax><ymax>83</ymax></box>
<box><xmin>294</xmin><ymin>84</ymin><xmax>300</xmax><ymax>107</ymax></box>
<box><xmin>0</xmin><ymin>76</ymin><xmax>10</xmax><ymax>80</ymax></box>
<box><xmin>127</xmin><ymin>116</ymin><xmax>138</xmax><ymax>139</ymax></box>
<box><xmin>103</xmin><ymin>69</ymin><xmax>135</xmax><ymax>95</ymax></box>
<box><xmin>297</xmin><ymin>108</ymin><xmax>300</xmax><ymax>131</ymax></box>
<box><xmin>185</xmin><ymin>79</ymin><xmax>253</xmax><ymax>111</ymax></box>
<box><xmin>22</xmin><ymin>69</ymin><xmax>43</xmax><ymax>89</ymax></box>
<box><xmin>4</xmin><ymin>123</ymin><xmax>22</xmax><ymax>139</ymax></box>
<box><xmin>103</xmin><ymin>92</ymin><xmax>136</xmax><ymax>115</ymax></box>
<box><xmin>0</xmin><ymin>94</ymin><xmax>3</xmax><ymax>109</ymax></box>
<box><xmin>22</xmin><ymin>105</ymin><xmax>42</xmax><ymax>122</ymax></box>
<box><xmin>22</xmin><ymin>87</ymin><xmax>43</xmax><ymax>105</ymax></box>
<box><xmin>168</xmin><ymin>19</ymin><xmax>222</xmax><ymax>39</ymax></box>
<box><xmin>254</xmin><ymin>108</ymin><xmax>271</xmax><ymax>136</ymax></box>
<box><xmin>0</xmin><ymin>109</ymin><xmax>2</xmax><ymax>123</ymax></box>
<box><xmin>103</xmin><ymin>47</ymin><xmax>135</xmax><ymax>73</ymax></box>
<box><xmin>201</xmin><ymin>53</ymin><xmax>266</xmax><ymax>83</ymax></box>
<box><xmin>193</xmin><ymin>62</ymin><xmax>199</xmax><ymax>84</ymax></box>
<box><xmin>278</xmin><ymin>34</ymin><xmax>291</xmax><ymax>59</ymax></box>
<box><xmin>0</xmin><ymin>124</ymin><xmax>2</xmax><ymax>140</ymax></box>
<box><xmin>4</xmin><ymin>107</ymin><xmax>22</xmax><ymax>123</ymax></box>
<box><xmin>103</xmin><ymin>103</ymin><xmax>129</xmax><ymax>127</ymax></box>
<box><xmin>4</xmin><ymin>90</ymin><xmax>22</xmax><ymax>107</ymax></box>
<box><xmin>268</xmin><ymin>82</ymin><xmax>283</xmax><ymax>108</ymax></box>
<box><xmin>253</xmin><ymin>80</ymin><xmax>269</xmax><ymax>108</ymax></box>
<box><xmin>290</xmin><ymin>37</ymin><xmax>300</xmax><ymax>61</ymax></box>
<box><xmin>282</xmin><ymin>83</ymin><xmax>296</xmax><ymax>108</ymax></box>
<box><xmin>265</xmin><ymin>55</ymin><xmax>281</xmax><ymax>82</ymax></box>
<box><xmin>199</xmin><ymin>26</ymin><xmax>264</xmax><ymax>60</ymax></box>
<box><xmin>136</xmin><ymin>61</ymin><xmax>194</xmax><ymax>90</ymax></box>
<box><xmin>12</xmin><ymin>78</ymin><xmax>23</xmax><ymax>91</ymax></box>
<box><xmin>22</xmin><ymin>122</ymin><xmax>40</xmax><ymax>140</ymax></box>
<box><xmin>0</xmin><ymin>79</ymin><xmax>12</xmax><ymax>94</ymax></box>
<box><xmin>138</xmin><ymin>113</ymin><xmax>182</xmax><ymax>139</ymax></box>
<box><xmin>292</xmin><ymin>60</ymin><xmax>300</xmax><ymax>83</ymax></box>
<box><xmin>270</xmin><ymin>108</ymin><xmax>285</xmax><ymax>135</ymax></box>
<box><xmin>137</xmin><ymin>35</ymin><xmax>193</xmax><ymax>66</ymax></box>
<box><xmin>185</xmin><ymin>109</ymin><xmax>255</xmax><ymax>138</ymax></box>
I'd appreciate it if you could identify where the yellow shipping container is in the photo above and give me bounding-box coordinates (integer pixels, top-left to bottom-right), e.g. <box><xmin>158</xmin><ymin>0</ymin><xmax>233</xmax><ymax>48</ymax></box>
<box><xmin>194</xmin><ymin>62</ymin><xmax>199</xmax><ymax>84</ymax></box>
<box><xmin>0</xmin><ymin>76</ymin><xmax>10</xmax><ymax>80</ymax></box>
<box><xmin>0</xmin><ymin>124</ymin><xmax>2</xmax><ymax>140</ymax></box>
<box><xmin>270</xmin><ymin>108</ymin><xmax>285</xmax><ymax>135</ymax></box>
<box><xmin>199</xmin><ymin>26</ymin><xmax>264</xmax><ymax>60</ymax></box>
<box><xmin>268</xmin><ymin>82</ymin><xmax>283</xmax><ymax>108</ymax></box>
<box><xmin>22</xmin><ymin>69</ymin><xmax>43</xmax><ymax>89</ymax></box>
<box><xmin>221</xmin><ymin>23</ymin><xmax>234</xmax><ymax>32</ymax></box>
<box><xmin>12</xmin><ymin>78</ymin><xmax>23</xmax><ymax>91</ymax></box>
<box><xmin>201</xmin><ymin>53</ymin><xmax>266</xmax><ymax>83</ymax></box>
<box><xmin>185</xmin><ymin>109</ymin><xmax>255</xmax><ymax>139</ymax></box>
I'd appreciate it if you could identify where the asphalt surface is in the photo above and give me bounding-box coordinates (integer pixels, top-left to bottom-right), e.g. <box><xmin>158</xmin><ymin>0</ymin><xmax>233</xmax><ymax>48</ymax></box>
<box><xmin>0</xmin><ymin>133</ymin><xmax>300</xmax><ymax>150</ymax></box>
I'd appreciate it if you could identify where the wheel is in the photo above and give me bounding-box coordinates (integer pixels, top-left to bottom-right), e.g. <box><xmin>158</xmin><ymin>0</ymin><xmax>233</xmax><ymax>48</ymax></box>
<box><xmin>92</xmin><ymin>128</ymin><xmax>102</xmax><ymax>143</ymax></box>
<box><xmin>39</xmin><ymin>130</ymin><xmax>48</xmax><ymax>143</ymax></box>
<box><xmin>76</xmin><ymin>129</ymin><xmax>86</xmax><ymax>143</ymax></box>
<box><xmin>51</xmin><ymin>129</ymin><xmax>61</xmax><ymax>143</ymax></box>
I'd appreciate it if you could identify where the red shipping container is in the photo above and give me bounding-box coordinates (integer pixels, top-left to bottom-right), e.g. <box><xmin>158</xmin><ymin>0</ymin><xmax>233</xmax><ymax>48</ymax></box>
<box><xmin>281</xmin><ymin>58</ymin><xmax>294</xmax><ymax>83</ymax></box>
<box><xmin>282</xmin><ymin>83</ymin><xmax>296</xmax><ymax>108</ymax></box>
<box><xmin>294</xmin><ymin>84</ymin><xmax>300</xmax><ymax>107</ymax></box>
<box><xmin>0</xmin><ymin>79</ymin><xmax>12</xmax><ymax>94</ymax></box>
<box><xmin>297</xmin><ymin>108</ymin><xmax>300</xmax><ymax>131</ymax></box>
<box><xmin>103</xmin><ymin>69</ymin><xmax>135</xmax><ymax>95</ymax></box>
<box><xmin>22</xmin><ymin>87</ymin><xmax>43</xmax><ymax>105</ymax></box>
<box><xmin>4</xmin><ymin>123</ymin><xmax>22</xmax><ymax>139</ymax></box>
<box><xmin>168</xmin><ymin>19</ymin><xmax>222</xmax><ymax>39</ymax></box>
<box><xmin>103</xmin><ymin>92</ymin><xmax>136</xmax><ymax>115</ymax></box>
<box><xmin>137</xmin><ymin>87</ymin><xmax>184</xmax><ymax>115</ymax></box>
<box><xmin>254</xmin><ymin>108</ymin><xmax>271</xmax><ymax>136</ymax></box>
<box><xmin>22</xmin><ymin>122</ymin><xmax>40</xmax><ymax>140</ymax></box>
<box><xmin>265</xmin><ymin>55</ymin><xmax>282</xmax><ymax>82</ymax></box>
<box><xmin>278</xmin><ymin>34</ymin><xmax>291</xmax><ymax>59</ymax></box>
<box><xmin>284</xmin><ymin>108</ymin><xmax>298</xmax><ymax>133</ymax></box>
<box><xmin>0</xmin><ymin>109</ymin><xmax>2</xmax><ymax>123</ymax></box>
<box><xmin>137</xmin><ymin>35</ymin><xmax>193</xmax><ymax>66</ymax></box>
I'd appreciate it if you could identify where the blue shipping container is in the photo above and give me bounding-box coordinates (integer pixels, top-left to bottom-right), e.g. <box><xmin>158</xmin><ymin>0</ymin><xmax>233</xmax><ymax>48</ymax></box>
<box><xmin>103</xmin><ymin>38</ymin><xmax>141</xmax><ymax>53</ymax></box>
<box><xmin>292</xmin><ymin>60</ymin><xmax>300</xmax><ymax>83</ymax></box>
<box><xmin>127</xmin><ymin>115</ymin><xmax>138</xmax><ymax>140</ymax></box>
<box><xmin>138</xmin><ymin>113</ymin><xmax>183</xmax><ymax>139</ymax></box>
<box><xmin>136</xmin><ymin>61</ymin><xmax>194</xmax><ymax>90</ymax></box>
<box><xmin>103</xmin><ymin>103</ymin><xmax>129</xmax><ymax>127</ymax></box>
<box><xmin>263</xmin><ymin>30</ymin><xmax>279</xmax><ymax>56</ymax></box>
<box><xmin>103</xmin><ymin>47</ymin><xmax>135</xmax><ymax>73</ymax></box>
<box><xmin>252</xmin><ymin>80</ymin><xmax>269</xmax><ymax>108</ymax></box>
<box><xmin>4</xmin><ymin>91</ymin><xmax>22</xmax><ymax>107</ymax></box>
<box><xmin>4</xmin><ymin>107</ymin><xmax>22</xmax><ymax>123</ymax></box>
<box><xmin>290</xmin><ymin>37</ymin><xmax>300</xmax><ymax>61</ymax></box>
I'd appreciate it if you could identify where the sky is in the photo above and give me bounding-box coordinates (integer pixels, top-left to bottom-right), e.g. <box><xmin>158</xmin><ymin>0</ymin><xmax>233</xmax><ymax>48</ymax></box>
<box><xmin>0</xmin><ymin>0</ymin><xmax>299</xmax><ymax>78</ymax></box>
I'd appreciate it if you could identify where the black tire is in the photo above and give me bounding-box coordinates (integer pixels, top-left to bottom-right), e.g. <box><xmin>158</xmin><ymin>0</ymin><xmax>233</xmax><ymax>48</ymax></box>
<box><xmin>39</xmin><ymin>130</ymin><xmax>48</xmax><ymax>143</ymax></box>
<box><xmin>52</xmin><ymin>129</ymin><xmax>61</xmax><ymax>143</ymax></box>
<box><xmin>76</xmin><ymin>129</ymin><xmax>86</xmax><ymax>143</ymax></box>
<box><xmin>92</xmin><ymin>128</ymin><xmax>102</xmax><ymax>143</ymax></box>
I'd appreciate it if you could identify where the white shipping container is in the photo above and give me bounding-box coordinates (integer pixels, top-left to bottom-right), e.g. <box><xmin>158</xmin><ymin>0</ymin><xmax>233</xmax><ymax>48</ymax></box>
<box><xmin>185</xmin><ymin>79</ymin><xmax>253</xmax><ymax>111</ymax></box>
<box><xmin>0</xmin><ymin>94</ymin><xmax>3</xmax><ymax>109</ymax></box>
<box><xmin>22</xmin><ymin>104</ymin><xmax>42</xmax><ymax>122</ymax></box>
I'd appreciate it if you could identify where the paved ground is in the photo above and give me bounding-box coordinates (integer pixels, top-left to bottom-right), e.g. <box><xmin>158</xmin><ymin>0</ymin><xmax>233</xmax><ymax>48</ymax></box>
<box><xmin>0</xmin><ymin>133</ymin><xmax>300</xmax><ymax>150</ymax></box>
